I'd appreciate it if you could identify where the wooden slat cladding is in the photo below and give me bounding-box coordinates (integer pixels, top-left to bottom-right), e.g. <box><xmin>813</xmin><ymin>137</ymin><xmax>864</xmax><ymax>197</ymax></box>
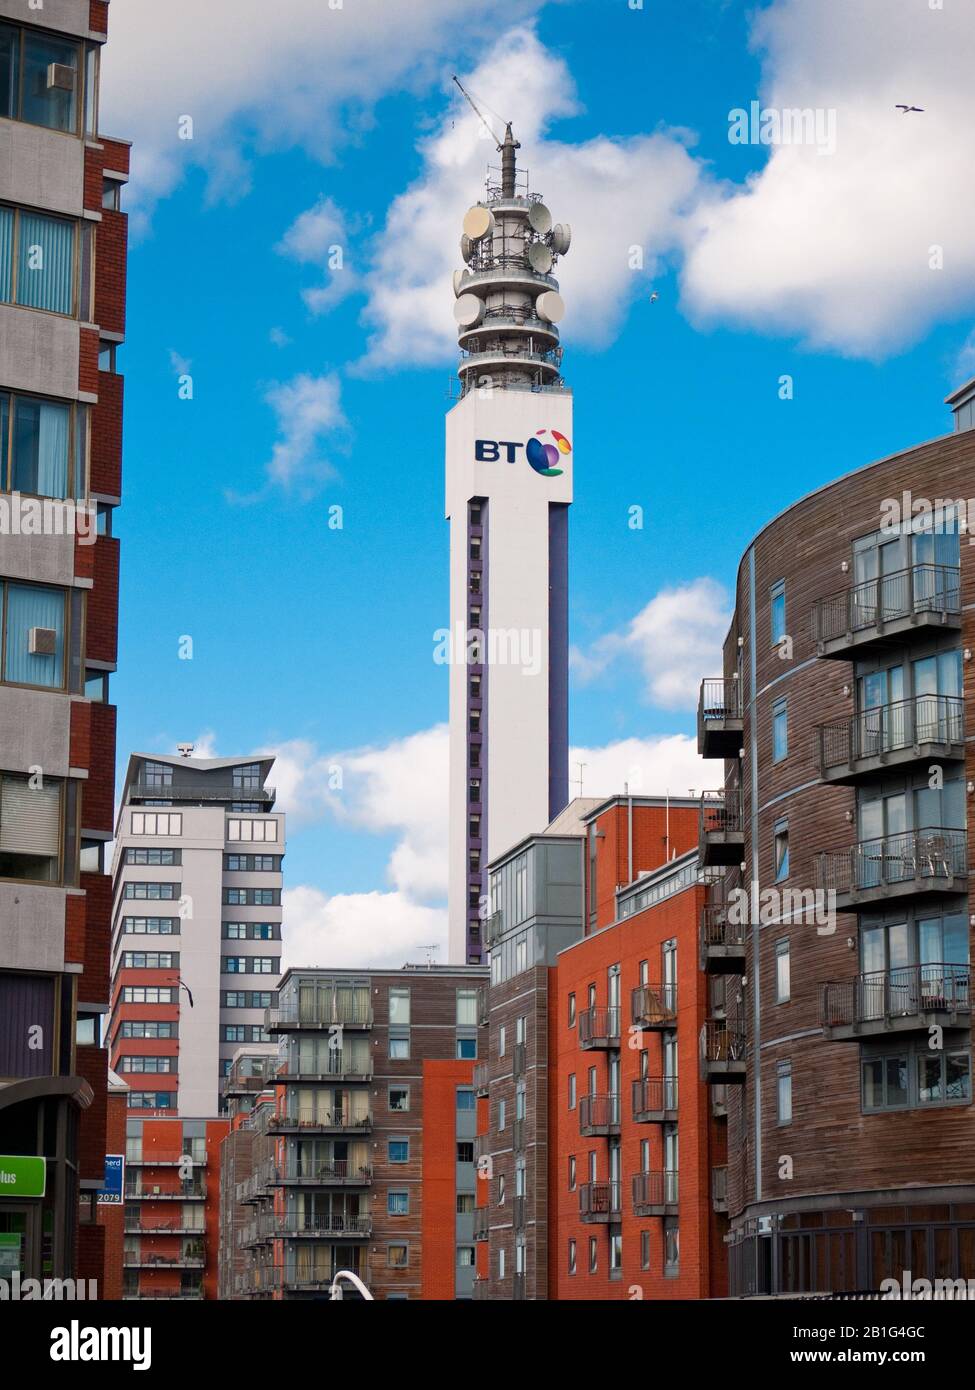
<box><xmin>716</xmin><ymin>429</ymin><xmax>975</xmax><ymax>1223</ymax></box>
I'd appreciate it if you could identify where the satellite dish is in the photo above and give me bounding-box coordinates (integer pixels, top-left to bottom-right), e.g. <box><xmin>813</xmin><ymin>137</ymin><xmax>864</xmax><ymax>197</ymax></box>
<box><xmin>460</xmin><ymin>234</ymin><xmax>475</xmax><ymax>264</ymax></box>
<box><xmin>527</xmin><ymin>242</ymin><xmax>553</xmax><ymax>275</ymax></box>
<box><xmin>463</xmin><ymin>205</ymin><xmax>495</xmax><ymax>241</ymax></box>
<box><xmin>528</xmin><ymin>202</ymin><xmax>552</xmax><ymax>235</ymax></box>
<box><xmin>535</xmin><ymin>290</ymin><xmax>565</xmax><ymax>324</ymax></box>
<box><xmin>452</xmin><ymin>269</ymin><xmax>471</xmax><ymax>298</ymax></box>
<box><xmin>454</xmin><ymin>293</ymin><xmax>484</xmax><ymax>328</ymax></box>
<box><xmin>551</xmin><ymin>223</ymin><xmax>572</xmax><ymax>256</ymax></box>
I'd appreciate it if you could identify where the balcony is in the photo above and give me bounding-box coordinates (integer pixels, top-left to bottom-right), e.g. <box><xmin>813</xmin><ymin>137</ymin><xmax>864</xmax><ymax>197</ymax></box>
<box><xmin>578</xmin><ymin>1005</ymin><xmax>621</xmax><ymax>1050</ymax></box>
<box><xmin>821</xmin><ymin>962</ymin><xmax>971</xmax><ymax>1040</ymax></box>
<box><xmin>284</xmin><ymin>1059</ymin><xmax>373</xmax><ymax>1083</ymax></box>
<box><xmin>631</xmin><ymin>1076</ymin><xmax>678</xmax><ymax>1124</ymax></box>
<box><xmin>579</xmin><ymin>1181</ymin><xmax>622</xmax><ymax>1224</ymax></box>
<box><xmin>700</xmin><ymin>902</ymin><xmax>747</xmax><ymax>974</ymax></box>
<box><xmin>477</xmin><ymin>987</ymin><xmax>489</xmax><ymax>1026</ymax></box>
<box><xmin>811</xmin><ymin>563</ymin><xmax>961</xmax><ymax>660</ymax></box>
<box><xmin>262</xmin><ymin>1212</ymin><xmax>372</xmax><ymax>1240</ymax></box>
<box><xmin>698</xmin><ymin>677</ymin><xmax>744</xmax><ymax>759</ymax></box>
<box><xmin>123</xmin><ymin>1288</ymin><xmax>204</xmax><ymax>1301</ymax></box>
<box><xmin>125</xmin><ymin>1184</ymin><xmax>206</xmax><ymax>1202</ymax></box>
<box><xmin>815</xmin><ymin>828</ymin><xmax>967</xmax><ymax>910</ymax></box>
<box><xmin>631</xmin><ymin>983</ymin><xmax>677</xmax><ymax>1030</ymax></box>
<box><xmin>699</xmin><ymin>790</ymin><xmax>744</xmax><ymax>867</ymax></box>
<box><xmin>632</xmin><ymin>1170</ymin><xmax>678</xmax><ymax>1217</ymax></box>
<box><xmin>125</xmin><ymin>1157</ymin><xmax>207</xmax><ymax>1168</ymax></box>
<box><xmin>266</xmin><ymin>1109</ymin><xmax>372</xmax><ymax>1137</ymax></box>
<box><xmin>578</xmin><ymin>1093</ymin><xmax>621</xmax><ymax>1137</ymax></box>
<box><xmin>130</xmin><ymin>781</ymin><xmax>275</xmax><ymax>804</ymax></box>
<box><xmin>473</xmin><ymin>1211</ymin><xmax>490</xmax><ymax>1242</ymax></box>
<box><xmin>270</xmin><ymin>1160</ymin><xmax>373</xmax><ymax>1188</ymax></box>
<box><xmin>712</xmin><ymin>1164</ymin><xmax>728</xmax><ymax>1215</ymax></box>
<box><xmin>473</xmin><ymin>1062</ymin><xmax>490</xmax><ymax>1097</ymax></box>
<box><xmin>264</xmin><ymin>1004</ymin><xmax>373</xmax><ymax>1033</ymax></box>
<box><xmin>123</xmin><ymin>1252</ymin><xmax>205</xmax><ymax>1269</ymax></box>
<box><xmin>817</xmin><ymin>696</ymin><xmax>964</xmax><ymax>785</ymax></box>
<box><xmin>699</xmin><ymin>1019</ymin><xmax>747</xmax><ymax>1083</ymax></box>
<box><xmin>484</xmin><ymin>912</ymin><xmax>503</xmax><ymax>949</ymax></box>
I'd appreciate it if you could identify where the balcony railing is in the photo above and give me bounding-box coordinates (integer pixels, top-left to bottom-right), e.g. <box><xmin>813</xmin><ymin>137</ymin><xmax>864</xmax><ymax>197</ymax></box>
<box><xmin>477</xmin><ymin>987</ymin><xmax>489</xmax><ymax>1026</ymax></box>
<box><xmin>815</xmin><ymin>828</ymin><xmax>967</xmax><ymax>908</ymax></box>
<box><xmin>631</xmin><ymin>983</ymin><xmax>677</xmax><ymax>1029</ymax></box>
<box><xmin>700</xmin><ymin>903</ymin><xmax>747</xmax><ymax>973</ymax></box>
<box><xmin>712</xmin><ymin>1164</ymin><xmax>728</xmax><ymax>1214</ymax></box>
<box><xmin>285</xmin><ymin>1058</ymin><xmax>374</xmax><ymax>1081</ymax></box>
<box><xmin>822</xmin><ymin>962</ymin><xmax>971</xmax><ymax>1039</ymax></box>
<box><xmin>123</xmin><ymin>1252</ymin><xmax>205</xmax><ymax>1269</ymax></box>
<box><xmin>266</xmin><ymin>1109</ymin><xmax>372</xmax><ymax>1135</ymax></box>
<box><xmin>131</xmin><ymin>781</ymin><xmax>275</xmax><ymax>803</ymax></box>
<box><xmin>698</xmin><ymin>677</ymin><xmax>744</xmax><ymax>758</ymax></box>
<box><xmin>473</xmin><ymin>1211</ymin><xmax>490</xmax><ymax>1242</ymax></box>
<box><xmin>631</xmin><ymin>1076</ymin><xmax>678</xmax><ymax>1122</ymax></box>
<box><xmin>578</xmin><ymin>1093</ymin><xmax>621</xmax><ymax>1136</ymax></box>
<box><xmin>818</xmin><ymin>695</ymin><xmax>964</xmax><ymax>782</ymax></box>
<box><xmin>484</xmin><ymin>912</ymin><xmax>503</xmax><ymax>949</ymax></box>
<box><xmin>261</xmin><ymin>1212</ymin><xmax>372</xmax><ymax>1239</ymax></box>
<box><xmin>811</xmin><ymin>563</ymin><xmax>961</xmax><ymax>656</ymax></box>
<box><xmin>579</xmin><ymin>1181</ymin><xmax>622</xmax><ymax>1223</ymax></box>
<box><xmin>631</xmin><ymin>1170</ymin><xmax>678</xmax><ymax>1216</ymax></box>
<box><xmin>265</xmin><ymin>1004</ymin><xmax>373</xmax><ymax>1032</ymax></box>
<box><xmin>125</xmin><ymin>1183</ymin><xmax>206</xmax><ymax>1201</ymax></box>
<box><xmin>578</xmin><ymin>1005</ymin><xmax>621</xmax><ymax>1049</ymax></box>
<box><xmin>473</xmin><ymin>1062</ymin><xmax>490</xmax><ymax>1096</ymax></box>
<box><xmin>699</xmin><ymin>790</ymin><xmax>744</xmax><ymax>866</ymax></box>
<box><xmin>699</xmin><ymin>1018</ymin><xmax>747</xmax><ymax>1083</ymax></box>
<box><xmin>272</xmin><ymin>1160</ymin><xmax>373</xmax><ymax>1186</ymax></box>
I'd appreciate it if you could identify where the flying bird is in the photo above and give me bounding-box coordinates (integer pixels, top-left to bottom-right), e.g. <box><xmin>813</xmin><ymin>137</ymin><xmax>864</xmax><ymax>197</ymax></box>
<box><xmin>649</xmin><ymin>291</ymin><xmax>660</xmax><ymax>304</ymax></box>
<box><xmin>895</xmin><ymin>104</ymin><xmax>924</xmax><ymax>114</ymax></box>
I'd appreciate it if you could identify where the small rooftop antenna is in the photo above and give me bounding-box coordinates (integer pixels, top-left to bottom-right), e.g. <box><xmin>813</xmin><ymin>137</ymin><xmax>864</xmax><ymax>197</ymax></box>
<box><xmin>452</xmin><ymin>75</ymin><xmax>521</xmax><ymax>196</ymax></box>
<box><xmin>420</xmin><ymin>943</ymin><xmax>440</xmax><ymax>967</ymax></box>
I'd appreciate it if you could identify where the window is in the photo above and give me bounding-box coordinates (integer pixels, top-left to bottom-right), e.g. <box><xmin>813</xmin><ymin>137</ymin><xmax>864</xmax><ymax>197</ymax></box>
<box><xmin>773</xmin><ymin>819</ymin><xmax>789</xmax><ymax>882</ymax></box>
<box><xmin>0</xmin><ymin>581</ymin><xmax>67</xmax><ymax>688</ymax></box>
<box><xmin>770</xmin><ymin>580</ymin><xmax>786</xmax><ymax>645</ymax></box>
<box><xmin>610</xmin><ymin>1231</ymin><xmax>623</xmax><ymax>1278</ymax></box>
<box><xmin>388</xmin><ymin>1139</ymin><xmax>409</xmax><ymax>1163</ymax></box>
<box><xmin>498</xmin><ymin>1098</ymin><xmax>506</xmax><ymax>1131</ymax></box>
<box><xmin>389</xmin><ymin>1034</ymin><xmax>410</xmax><ymax>1060</ymax></box>
<box><xmin>389</xmin><ymin>988</ymin><xmax>410</xmax><ymax>1024</ymax></box>
<box><xmin>457</xmin><ymin>988</ymin><xmax>478</xmax><ymax>1026</ymax></box>
<box><xmin>1</xmin><ymin>393</ymin><xmax>74</xmax><ymax>500</ymax></box>
<box><xmin>567</xmin><ymin>993</ymin><xmax>576</xmax><ymax>1027</ymax></box>
<box><xmin>227</xmin><ymin>818</ymin><xmax>277</xmax><ymax>843</ymax></box>
<box><xmin>498</xmin><ymin>1247</ymin><xmax>505</xmax><ymax>1279</ymax></box>
<box><xmin>123</xmin><ymin>882</ymin><xmax>179</xmax><ymax>901</ymax></box>
<box><xmin>456</xmin><ymin>1037</ymin><xmax>476</xmax><ymax>1060</ymax></box>
<box><xmin>568</xmin><ymin>1155</ymin><xmax>576</xmax><ymax>1191</ymax></box>
<box><xmin>568</xmin><ymin>1239</ymin><xmax>577</xmax><ymax>1275</ymax></box>
<box><xmin>0</xmin><ymin>773</ymin><xmax>62</xmax><ymax>882</ymax></box>
<box><xmin>457</xmin><ymin>1142</ymin><xmax>474</xmax><ymax>1164</ymax></box>
<box><xmin>498</xmin><ymin>1025</ymin><xmax>506</xmax><ymax>1057</ymax></box>
<box><xmin>223</xmin><ymin>887</ymin><xmax>280</xmax><ymax>906</ymax></box>
<box><xmin>85</xmin><ymin>668</ymin><xmax>108</xmax><ymax>701</ymax></box>
<box><xmin>469</xmin><ymin>778</ymin><xmax>481</xmax><ymax>804</ymax></box>
<box><xmin>498</xmin><ymin>1173</ymin><xmax>505</xmax><ymax>1204</ymax></box>
<box><xmin>387</xmin><ymin>1191</ymin><xmax>409</xmax><ymax>1216</ymax></box>
<box><xmin>388</xmin><ymin>1086</ymin><xmax>409</xmax><ymax>1113</ymax></box>
<box><xmin>130</xmin><ymin>812</ymin><xmax>182</xmax><ymax>836</ymax></box>
<box><xmin>121</xmin><ymin>987</ymin><xmax>175</xmax><ymax>1004</ymax></box>
<box><xmin>122</xmin><ymin>952</ymin><xmax>176</xmax><ymax>969</ymax></box>
<box><xmin>589</xmin><ymin>1237</ymin><xmax>598</xmax><ymax>1274</ymax></box>
<box><xmin>641</xmin><ymin>1231</ymin><xmax>651</xmax><ymax>1271</ymax></box>
<box><xmin>664</xmin><ymin>1220</ymin><xmax>679</xmax><ymax>1276</ymax></box>
<box><xmin>0</xmin><ymin>206</ymin><xmax>77</xmax><ymax>315</ymax></box>
<box><xmin>0</xmin><ymin>24</ymin><xmax>82</xmax><ymax>133</ymax></box>
<box><xmin>387</xmin><ymin>1244</ymin><xmax>409</xmax><ymax>1268</ymax></box>
<box><xmin>775</xmin><ymin>939</ymin><xmax>790</xmax><ymax>1003</ymax></box>
<box><xmin>120</xmin><ymin>1021</ymin><xmax>174</xmax><ymax>1040</ymax></box>
<box><xmin>102</xmin><ymin>179</ymin><xmax>122</xmax><ymax>212</ymax></box>
<box><xmin>222</xmin><ymin>957</ymin><xmax>278</xmax><ymax>974</ymax></box>
<box><xmin>568</xmin><ymin>1073</ymin><xmax>576</xmax><ymax>1110</ymax></box>
<box><xmin>777</xmin><ymin>1060</ymin><xmax>792</xmax><ymax>1125</ymax></box>
<box><xmin>469</xmin><ymin>814</ymin><xmax>480</xmax><ymax>839</ymax></box>
<box><xmin>458</xmin><ymin>1246</ymin><xmax>475</xmax><ymax>1268</ymax></box>
<box><xmin>862</xmin><ymin>1048</ymin><xmax>970</xmax><ymax>1112</ymax></box>
<box><xmin>456</xmin><ymin>1192</ymin><xmax>474</xmax><ymax>1214</ymax></box>
<box><xmin>456</xmin><ymin>1088</ymin><xmax>475</xmax><ymax>1111</ymax></box>
<box><xmin>127</xmin><ymin>1092</ymin><xmax>175</xmax><ymax>1111</ymax></box>
<box><xmin>772</xmin><ymin>698</ymin><xmax>788</xmax><ymax>762</ymax></box>
<box><xmin>224</xmin><ymin>854</ymin><xmax>279</xmax><ymax>871</ymax></box>
<box><xmin>124</xmin><ymin>848</ymin><xmax>179</xmax><ymax>866</ymax></box>
<box><xmin>119</xmin><ymin>1056</ymin><xmax>172</xmax><ymax>1074</ymax></box>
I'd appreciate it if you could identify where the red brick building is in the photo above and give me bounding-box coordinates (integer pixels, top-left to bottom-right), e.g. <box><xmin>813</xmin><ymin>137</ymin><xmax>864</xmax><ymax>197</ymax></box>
<box><xmin>476</xmin><ymin>796</ymin><xmax>727</xmax><ymax>1299</ymax></box>
<box><xmin>0</xmin><ymin>0</ymin><xmax>128</xmax><ymax>1289</ymax></box>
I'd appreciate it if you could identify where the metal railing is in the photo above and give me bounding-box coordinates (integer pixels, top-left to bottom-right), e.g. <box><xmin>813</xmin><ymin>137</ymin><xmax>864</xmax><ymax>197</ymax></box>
<box><xmin>578</xmin><ymin>1005</ymin><xmax>621</xmax><ymax>1046</ymax></box>
<box><xmin>822</xmin><ymin>962</ymin><xmax>971</xmax><ymax>1028</ymax></box>
<box><xmin>815</xmin><ymin>828</ymin><xmax>967</xmax><ymax>897</ymax></box>
<box><xmin>131</xmin><ymin>781</ymin><xmax>275</xmax><ymax>802</ymax></box>
<box><xmin>484</xmin><ymin>912</ymin><xmax>503</xmax><ymax>949</ymax></box>
<box><xmin>275</xmin><ymin>1160</ymin><xmax>372</xmax><ymax>1184</ymax></box>
<box><xmin>811</xmin><ymin>563</ymin><xmax>961</xmax><ymax>645</ymax></box>
<box><xmin>701</xmin><ymin>906</ymin><xmax>747</xmax><ymax>952</ymax></box>
<box><xmin>700</xmin><ymin>789</ymin><xmax>743</xmax><ymax>837</ymax></box>
<box><xmin>699</xmin><ymin>677</ymin><xmax>742</xmax><ymax>723</ymax></box>
<box><xmin>262</xmin><ymin>1212</ymin><xmax>372</xmax><ymax>1238</ymax></box>
<box><xmin>818</xmin><ymin>695</ymin><xmax>964</xmax><ymax>772</ymax></box>
<box><xmin>579</xmin><ymin>1093</ymin><xmax>621</xmax><ymax>1133</ymax></box>
<box><xmin>265</xmin><ymin>1003</ymin><xmax>373</xmax><ymax>1030</ymax></box>
<box><xmin>632</xmin><ymin>1170</ymin><xmax>679</xmax><ymax>1210</ymax></box>
<box><xmin>631</xmin><ymin>983</ymin><xmax>677</xmax><ymax>1027</ymax></box>
<box><xmin>579</xmin><ymin>1182</ymin><xmax>622</xmax><ymax>1221</ymax></box>
<box><xmin>123</xmin><ymin>1252</ymin><xmax>204</xmax><ymax>1268</ymax></box>
<box><xmin>268</xmin><ymin>1108</ymin><xmax>372</xmax><ymax>1133</ymax></box>
<box><xmin>700</xmin><ymin>1019</ymin><xmax>747</xmax><ymax>1066</ymax></box>
<box><xmin>631</xmin><ymin>1076</ymin><xmax>678</xmax><ymax>1117</ymax></box>
<box><xmin>473</xmin><ymin>1062</ymin><xmax>490</xmax><ymax>1095</ymax></box>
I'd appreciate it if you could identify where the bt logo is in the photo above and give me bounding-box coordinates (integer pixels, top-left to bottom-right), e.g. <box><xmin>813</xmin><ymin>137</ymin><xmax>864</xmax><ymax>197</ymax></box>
<box><xmin>474</xmin><ymin>429</ymin><xmax>571</xmax><ymax>477</ymax></box>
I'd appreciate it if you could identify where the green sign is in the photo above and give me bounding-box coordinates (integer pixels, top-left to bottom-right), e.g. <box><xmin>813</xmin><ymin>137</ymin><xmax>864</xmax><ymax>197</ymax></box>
<box><xmin>0</xmin><ymin>1156</ymin><xmax>46</xmax><ymax>1198</ymax></box>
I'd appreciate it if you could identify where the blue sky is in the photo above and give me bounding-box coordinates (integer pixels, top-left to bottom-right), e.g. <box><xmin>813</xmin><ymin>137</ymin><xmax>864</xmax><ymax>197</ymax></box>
<box><xmin>101</xmin><ymin>0</ymin><xmax>975</xmax><ymax>963</ymax></box>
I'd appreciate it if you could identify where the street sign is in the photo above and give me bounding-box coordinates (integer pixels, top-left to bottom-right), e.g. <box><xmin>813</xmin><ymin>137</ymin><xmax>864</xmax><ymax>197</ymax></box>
<box><xmin>97</xmin><ymin>1154</ymin><xmax>125</xmax><ymax>1205</ymax></box>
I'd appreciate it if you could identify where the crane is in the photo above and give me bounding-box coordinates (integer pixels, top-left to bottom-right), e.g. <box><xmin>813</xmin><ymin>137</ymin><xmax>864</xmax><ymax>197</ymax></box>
<box><xmin>452</xmin><ymin>75</ymin><xmax>506</xmax><ymax>146</ymax></box>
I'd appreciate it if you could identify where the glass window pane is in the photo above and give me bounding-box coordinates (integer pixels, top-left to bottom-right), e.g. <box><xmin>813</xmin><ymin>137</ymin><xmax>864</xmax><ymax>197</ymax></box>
<box><xmin>12</xmin><ymin>397</ymin><xmax>69</xmax><ymax>497</ymax></box>
<box><xmin>21</xmin><ymin>30</ymin><xmax>79</xmax><ymax>132</ymax></box>
<box><xmin>862</xmin><ymin>1059</ymin><xmax>883</xmax><ymax>1108</ymax></box>
<box><xmin>0</xmin><ymin>25</ymin><xmax>16</xmax><ymax>120</ymax></box>
<box><xmin>4</xmin><ymin>583</ymin><xmax>65</xmax><ymax>687</ymax></box>
<box><xmin>0</xmin><ymin>206</ymin><xmax>12</xmax><ymax>303</ymax></box>
<box><xmin>945</xmin><ymin>1054</ymin><xmax>970</xmax><ymax>1103</ymax></box>
<box><xmin>886</xmin><ymin>1056</ymin><xmax>908</xmax><ymax>1107</ymax></box>
<box><xmin>917</xmin><ymin>1054</ymin><xmax>943</xmax><ymax>1105</ymax></box>
<box><xmin>16</xmin><ymin>213</ymin><xmax>74</xmax><ymax>314</ymax></box>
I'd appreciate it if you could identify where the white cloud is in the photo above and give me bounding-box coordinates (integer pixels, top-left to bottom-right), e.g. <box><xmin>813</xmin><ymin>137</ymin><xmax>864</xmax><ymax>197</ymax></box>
<box><xmin>226</xmin><ymin>373</ymin><xmax>346</xmax><ymax>501</ymax></box>
<box><xmin>99</xmin><ymin>0</ymin><xmax>543</xmax><ymax>227</ymax></box>
<box><xmin>679</xmin><ymin>0</ymin><xmax>975</xmax><ymax>357</ymax></box>
<box><xmin>269</xmin><ymin>326</ymin><xmax>292</xmax><ymax>349</ymax></box>
<box><xmin>357</xmin><ymin>26</ymin><xmax>701</xmax><ymax>370</ymax></box>
<box><xmin>571</xmin><ymin>578</ymin><xmax>731</xmax><ymax>710</ymax></box>
<box><xmin>276</xmin><ymin>197</ymin><xmax>363</xmax><ymax>314</ymax></box>
<box><xmin>282</xmin><ymin>886</ymin><xmax>447</xmax><ymax>971</ymax></box>
<box><xmin>168</xmin><ymin>349</ymin><xmax>191</xmax><ymax>376</ymax></box>
<box><xmin>569</xmin><ymin>734</ymin><xmax>707</xmax><ymax>804</ymax></box>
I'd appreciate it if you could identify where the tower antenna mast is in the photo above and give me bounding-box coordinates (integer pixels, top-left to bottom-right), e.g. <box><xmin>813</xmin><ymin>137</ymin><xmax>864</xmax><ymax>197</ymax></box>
<box><xmin>452</xmin><ymin>75</ymin><xmax>506</xmax><ymax>147</ymax></box>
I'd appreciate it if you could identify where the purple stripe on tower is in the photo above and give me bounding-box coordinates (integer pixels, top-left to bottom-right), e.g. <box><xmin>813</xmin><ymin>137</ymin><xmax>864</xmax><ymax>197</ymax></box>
<box><xmin>466</xmin><ymin>496</ymin><xmax>487</xmax><ymax>963</ymax></box>
<box><xmin>548</xmin><ymin>502</ymin><xmax>569</xmax><ymax>822</ymax></box>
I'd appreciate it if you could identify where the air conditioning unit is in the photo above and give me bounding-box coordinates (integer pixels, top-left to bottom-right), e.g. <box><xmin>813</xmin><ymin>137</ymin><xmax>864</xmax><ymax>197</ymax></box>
<box><xmin>47</xmin><ymin>63</ymin><xmax>75</xmax><ymax>92</ymax></box>
<box><xmin>28</xmin><ymin>627</ymin><xmax>57</xmax><ymax>656</ymax></box>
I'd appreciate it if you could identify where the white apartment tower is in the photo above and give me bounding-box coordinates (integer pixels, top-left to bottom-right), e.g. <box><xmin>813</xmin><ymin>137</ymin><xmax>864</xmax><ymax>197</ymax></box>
<box><xmin>446</xmin><ymin>125</ymin><xmax>573</xmax><ymax>963</ymax></box>
<box><xmin>110</xmin><ymin>752</ymin><xmax>285</xmax><ymax>1116</ymax></box>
